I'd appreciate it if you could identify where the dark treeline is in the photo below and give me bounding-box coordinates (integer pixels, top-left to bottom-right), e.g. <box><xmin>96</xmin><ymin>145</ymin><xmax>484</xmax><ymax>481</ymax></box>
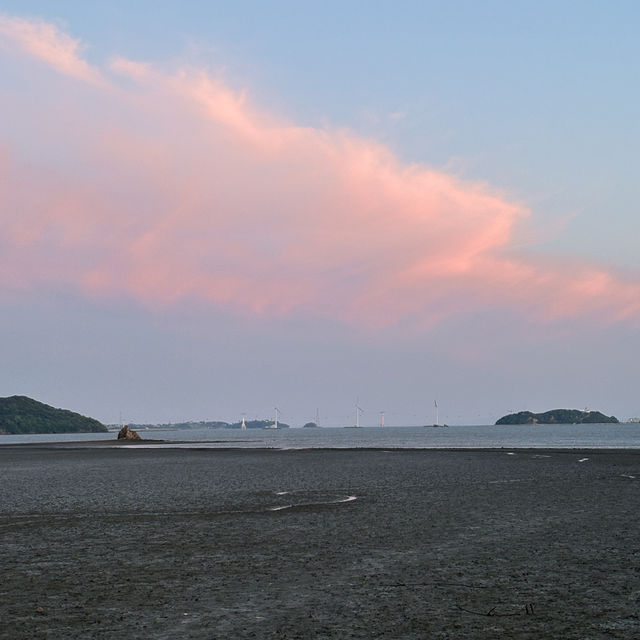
<box><xmin>496</xmin><ymin>409</ymin><xmax>618</xmax><ymax>425</ymax></box>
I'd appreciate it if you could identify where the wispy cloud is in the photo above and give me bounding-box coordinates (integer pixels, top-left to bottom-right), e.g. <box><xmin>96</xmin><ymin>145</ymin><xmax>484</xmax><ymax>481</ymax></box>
<box><xmin>0</xmin><ymin>14</ymin><xmax>103</xmax><ymax>84</ymax></box>
<box><xmin>1</xmin><ymin>15</ymin><xmax>638</xmax><ymax>328</ymax></box>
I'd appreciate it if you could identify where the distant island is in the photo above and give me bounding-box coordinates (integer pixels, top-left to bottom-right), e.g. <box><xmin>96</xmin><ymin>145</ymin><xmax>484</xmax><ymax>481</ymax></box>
<box><xmin>0</xmin><ymin>396</ymin><xmax>107</xmax><ymax>434</ymax></box>
<box><xmin>496</xmin><ymin>409</ymin><xmax>619</xmax><ymax>425</ymax></box>
<box><xmin>116</xmin><ymin>419</ymin><xmax>290</xmax><ymax>430</ymax></box>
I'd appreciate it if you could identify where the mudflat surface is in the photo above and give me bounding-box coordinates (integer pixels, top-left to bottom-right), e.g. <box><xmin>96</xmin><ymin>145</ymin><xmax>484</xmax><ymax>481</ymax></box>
<box><xmin>1</xmin><ymin>446</ymin><xmax>640</xmax><ymax>639</ymax></box>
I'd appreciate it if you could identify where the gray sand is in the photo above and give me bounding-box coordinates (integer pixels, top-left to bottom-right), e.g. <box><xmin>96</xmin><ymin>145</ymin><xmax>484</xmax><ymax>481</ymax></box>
<box><xmin>1</xmin><ymin>446</ymin><xmax>640</xmax><ymax>639</ymax></box>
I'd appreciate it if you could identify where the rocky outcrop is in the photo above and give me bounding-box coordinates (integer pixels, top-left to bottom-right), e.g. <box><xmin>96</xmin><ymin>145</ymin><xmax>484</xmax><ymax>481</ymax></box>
<box><xmin>117</xmin><ymin>425</ymin><xmax>141</xmax><ymax>440</ymax></box>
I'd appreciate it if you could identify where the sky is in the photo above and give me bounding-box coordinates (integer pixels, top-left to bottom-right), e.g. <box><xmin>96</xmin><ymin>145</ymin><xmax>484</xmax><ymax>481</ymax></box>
<box><xmin>1</xmin><ymin>1</ymin><xmax>639</xmax><ymax>426</ymax></box>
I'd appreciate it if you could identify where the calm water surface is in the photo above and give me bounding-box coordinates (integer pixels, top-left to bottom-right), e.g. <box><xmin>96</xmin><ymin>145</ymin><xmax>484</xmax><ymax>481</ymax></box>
<box><xmin>2</xmin><ymin>424</ymin><xmax>640</xmax><ymax>448</ymax></box>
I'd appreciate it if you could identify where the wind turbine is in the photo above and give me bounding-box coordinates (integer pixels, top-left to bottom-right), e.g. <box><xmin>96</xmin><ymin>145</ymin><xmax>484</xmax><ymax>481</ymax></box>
<box><xmin>355</xmin><ymin>399</ymin><xmax>364</xmax><ymax>428</ymax></box>
<box><xmin>274</xmin><ymin>406</ymin><xmax>281</xmax><ymax>429</ymax></box>
<box><xmin>264</xmin><ymin>406</ymin><xmax>282</xmax><ymax>429</ymax></box>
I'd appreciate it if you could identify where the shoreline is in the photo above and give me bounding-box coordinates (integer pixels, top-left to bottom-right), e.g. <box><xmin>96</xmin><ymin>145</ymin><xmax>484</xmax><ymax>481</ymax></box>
<box><xmin>3</xmin><ymin>439</ymin><xmax>640</xmax><ymax>454</ymax></box>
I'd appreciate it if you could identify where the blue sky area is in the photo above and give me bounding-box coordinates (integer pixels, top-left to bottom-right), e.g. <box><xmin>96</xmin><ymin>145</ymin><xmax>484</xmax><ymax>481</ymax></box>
<box><xmin>1</xmin><ymin>2</ymin><xmax>638</xmax><ymax>425</ymax></box>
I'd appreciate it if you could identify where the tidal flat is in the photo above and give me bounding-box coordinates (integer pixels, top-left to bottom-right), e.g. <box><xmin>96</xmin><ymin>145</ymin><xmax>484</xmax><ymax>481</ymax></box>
<box><xmin>1</xmin><ymin>446</ymin><xmax>639</xmax><ymax>639</ymax></box>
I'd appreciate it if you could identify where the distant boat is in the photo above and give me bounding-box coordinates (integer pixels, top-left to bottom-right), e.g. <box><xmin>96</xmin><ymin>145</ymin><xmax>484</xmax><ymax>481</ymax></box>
<box><xmin>240</xmin><ymin>417</ymin><xmax>247</xmax><ymax>431</ymax></box>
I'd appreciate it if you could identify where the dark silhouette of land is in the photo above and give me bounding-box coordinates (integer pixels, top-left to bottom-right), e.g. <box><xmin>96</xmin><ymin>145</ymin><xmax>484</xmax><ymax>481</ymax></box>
<box><xmin>496</xmin><ymin>409</ymin><xmax>618</xmax><ymax>425</ymax></box>
<box><xmin>0</xmin><ymin>395</ymin><xmax>106</xmax><ymax>434</ymax></box>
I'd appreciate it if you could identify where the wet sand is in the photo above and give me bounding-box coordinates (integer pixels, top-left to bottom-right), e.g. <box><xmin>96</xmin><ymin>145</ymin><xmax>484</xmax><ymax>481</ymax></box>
<box><xmin>1</xmin><ymin>446</ymin><xmax>640</xmax><ymax>639</ymax></box>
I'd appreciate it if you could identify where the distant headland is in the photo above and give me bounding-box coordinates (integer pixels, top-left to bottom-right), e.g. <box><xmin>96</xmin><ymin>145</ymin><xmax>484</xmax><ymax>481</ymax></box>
<box><xmin>0</xmin><ymin>396</ymin><xmax>107</xmax><ymax>434</ymax></box>
<box><xmin>117</xmin><ymin>419</ymin><xmax>291</xmax><ymax>430</ymax></box>
<box><xmin>496</xmin><ymin>409</ymin><xmax>619</xmax><ymax>425</ymax></box>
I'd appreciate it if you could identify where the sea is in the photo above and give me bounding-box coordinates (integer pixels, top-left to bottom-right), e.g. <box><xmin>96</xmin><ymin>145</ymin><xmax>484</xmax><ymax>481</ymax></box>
<box><xmin>2</xmin><ymin>423</ymin><xmax>640</xmax><ymax>449</ymax></box>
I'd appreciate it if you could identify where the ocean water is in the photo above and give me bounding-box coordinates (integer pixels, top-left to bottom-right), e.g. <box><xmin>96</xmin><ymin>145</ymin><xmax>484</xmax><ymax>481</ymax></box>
<box><xmin>2</xmin><ymin>423</ymin><xmax>640</xmax><ymax>448</ymax></box>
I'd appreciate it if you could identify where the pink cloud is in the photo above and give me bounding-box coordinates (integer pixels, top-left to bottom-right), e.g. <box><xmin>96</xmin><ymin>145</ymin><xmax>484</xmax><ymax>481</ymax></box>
<box><xmin>0</xmin><ymin>14</ymin><xmax>103</xmax><ymax>84</ymax></box>
<box><xmin>1</xmin><ymin>16</ymin><xmax>639</xmax><ymax>328</ymax></box>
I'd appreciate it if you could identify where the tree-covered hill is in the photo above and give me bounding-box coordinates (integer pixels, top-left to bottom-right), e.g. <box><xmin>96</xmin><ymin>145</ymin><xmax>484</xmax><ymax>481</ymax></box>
<box><xmin>0</xmin><ymin>396</ymin><xmax>107</xmax><ymax>434</ymax></box>
<box><xmin>496</xmin><ymin>409</ymin><xmax>618</xmax><ymax>425</ymax></box>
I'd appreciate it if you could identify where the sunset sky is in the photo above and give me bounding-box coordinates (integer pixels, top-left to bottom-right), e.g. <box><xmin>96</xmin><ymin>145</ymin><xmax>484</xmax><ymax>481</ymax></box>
<box><xmin>1</xmin><ymin>1</ymin><xmax>639</xmax><ymax>426</ymax></box>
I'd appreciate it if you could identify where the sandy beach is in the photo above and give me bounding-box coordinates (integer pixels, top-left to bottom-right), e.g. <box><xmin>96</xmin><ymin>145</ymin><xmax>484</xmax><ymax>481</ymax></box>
<box><xmin>1</xmin><ymin>445</ymin><xmax>639</xmax><ymax>639</ymax></box>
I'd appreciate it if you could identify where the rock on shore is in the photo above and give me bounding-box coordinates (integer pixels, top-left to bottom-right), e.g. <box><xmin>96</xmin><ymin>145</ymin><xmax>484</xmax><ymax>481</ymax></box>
<box><xmin>117</xmin><ymin>425</ymin><xmax>141</xmax><ymax>440</ymax></box>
